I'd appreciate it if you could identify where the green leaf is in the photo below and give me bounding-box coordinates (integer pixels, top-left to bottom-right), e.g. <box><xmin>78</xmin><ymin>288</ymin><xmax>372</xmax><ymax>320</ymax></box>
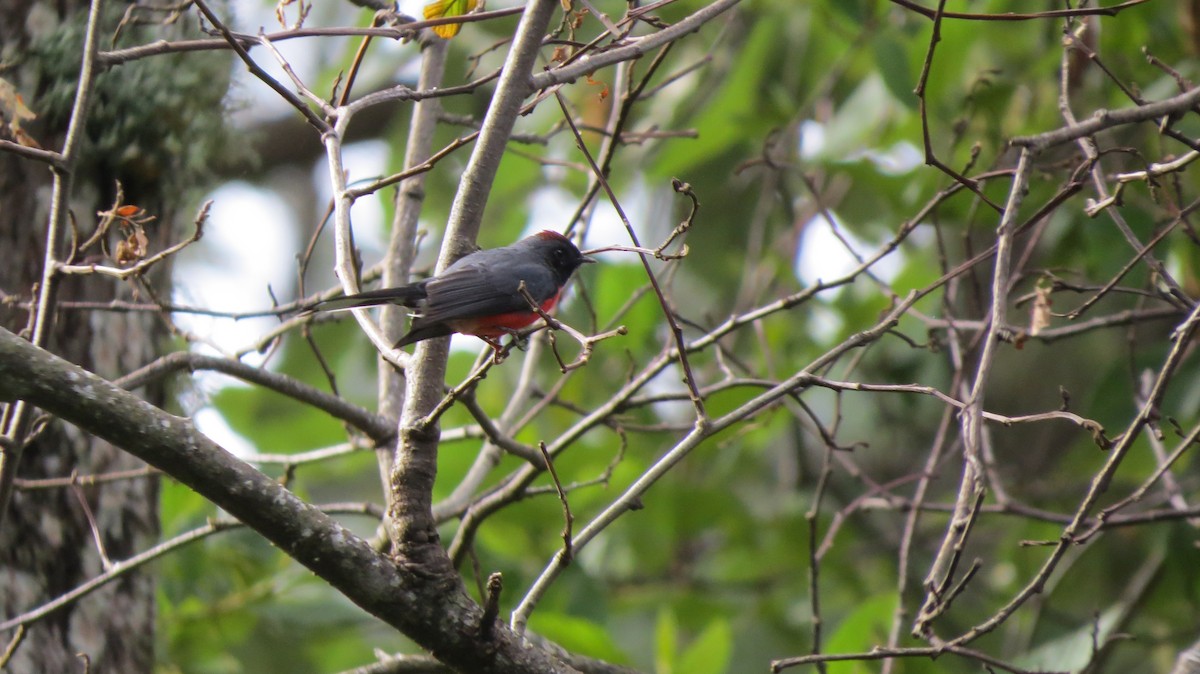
<box><xmin>212</xmin><ymin>384</ymin><xmax>345</xmax><ymax>455</ymax></box>
<box><xmin>656</xmin><ymin>607</ymin><xmax>680</xmax><ymax>674</ymax></box>
<box><xmin>824</xmin><ymin>593</ymin><xmax>895</xmax><ymax>673</ymax></box>
<box><xmin>160</xmin><ymin>478</ymin><xmax>214</xmax><ymax>535</ymax></box>
<box><xmin>675</xmin><ymin>617</ymin><xmax>733</xmax><ymax>674</ymax></box>
<box><xmin>873</xmin><ymin>34</ymin><xmax>917</xmax><ymax>111</ymax></box>
<box><xmin>528</xmin><ymin>612</ymin><xmax>631</xmax><ymax>665</ymax></box>
<box><xmin>1015</xmin><ymin>605</ymin><xmax>1122</xmax><ymax>671</ymax></box>
<box><xmin>653</xmin><ymin>18</ymin><xmax>780</xmax><ymax>176</ymax></box>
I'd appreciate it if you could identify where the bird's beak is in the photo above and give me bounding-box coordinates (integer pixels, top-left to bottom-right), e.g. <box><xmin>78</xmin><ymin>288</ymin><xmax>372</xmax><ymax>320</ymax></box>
<box><xmin>581</xmin><ymin>256</ymin><xmax>598</xmax><ymax>264</ymax></box>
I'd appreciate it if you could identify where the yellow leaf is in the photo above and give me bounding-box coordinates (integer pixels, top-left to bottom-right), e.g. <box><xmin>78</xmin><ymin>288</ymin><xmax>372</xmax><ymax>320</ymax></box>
<box><xmin>423</xmin><ymin>0</ymin><xmax>478</xmax><ymax>39</ymax></box>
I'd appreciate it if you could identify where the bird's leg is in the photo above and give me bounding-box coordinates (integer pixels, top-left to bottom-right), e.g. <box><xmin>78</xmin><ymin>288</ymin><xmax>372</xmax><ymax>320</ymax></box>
<box><xmin>481</xmin><ymin>336</ymin><xmax>507</xmax><ymax>363</ymax></box>
<box><xmin>501</xmin><ymin>327</ymin><xmax>531</xmax><ymax>352</ymax></box>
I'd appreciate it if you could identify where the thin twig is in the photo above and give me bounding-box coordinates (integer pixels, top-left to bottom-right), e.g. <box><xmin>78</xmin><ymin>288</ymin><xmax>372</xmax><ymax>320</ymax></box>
<box><xmin>192</xmin><ymin>0</ymin><xmax>331</xmax><ymax>133</ymax></box>
<box><xmin>538</xmin><ymin>442</ymin><xmax>574</xmax><ymax>563</ymax></box>
<box><xmin>56</xmin><ymin>201</ymin><xmax>210</xmax><ymax>280</ymax></box>
<box><xmin>0</xmin><ymin>503</ymin><xmax>382</xmax><ymax>633</ymax></box>
<box><xmin>553</xmin><ymin>89</ymin><xmax>706</xmax><ymax>419</ymax></box>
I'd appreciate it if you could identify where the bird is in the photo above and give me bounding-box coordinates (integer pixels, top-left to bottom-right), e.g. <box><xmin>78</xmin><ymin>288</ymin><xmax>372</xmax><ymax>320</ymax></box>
<box><xmin>310</xmin><ymin>230</ymin><xmax>595</xmax><ymax>348</ymax></box>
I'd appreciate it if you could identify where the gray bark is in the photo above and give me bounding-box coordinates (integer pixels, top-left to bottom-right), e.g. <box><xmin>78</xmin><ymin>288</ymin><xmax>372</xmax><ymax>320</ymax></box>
<box><xmin>0</xmin><ymin>2</ymin><xmax>229</xmax><ymax>670</ymax></box>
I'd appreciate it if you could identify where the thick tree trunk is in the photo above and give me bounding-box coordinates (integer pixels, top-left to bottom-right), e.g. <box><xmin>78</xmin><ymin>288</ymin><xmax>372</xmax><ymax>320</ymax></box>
<box><xmin>0</xmin><ymin>6</ymin><xmax>157</xmax><ymax>672</ymax></box>
<box><xmin>1</xmin><ymin>2</ymin><xmax>229</xmax><ymax>670</ymax></box>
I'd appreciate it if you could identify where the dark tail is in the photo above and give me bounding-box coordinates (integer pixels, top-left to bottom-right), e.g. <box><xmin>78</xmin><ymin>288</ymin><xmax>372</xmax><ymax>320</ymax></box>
<box><xmin>394</xmin><ymin>321</ymin><xmax>453</xmax><ymax>347</ymax></box>
<box><xmin>309</xmin><ymin>283</ymin><xmax>427</xmax><ymax>313</ymax></box>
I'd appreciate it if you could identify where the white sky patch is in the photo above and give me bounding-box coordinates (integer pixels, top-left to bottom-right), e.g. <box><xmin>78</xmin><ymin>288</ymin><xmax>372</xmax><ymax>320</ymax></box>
<box><xmin>584</xmin><ymin>179</ymin><xmax>656</xmax><ymax>250</ymax></box>
<box><xmin>795</xmin><ymin>211</ymin><xmax>903</xmax><ymax>290</ymax></box>
<box><xmin>803</xmin><ymin>302</ymin><xmax>844</xmax><ymax>345</ymax></box>
<box><xmin>193</xmin><ymin>406</ymin><xmax>257</xmax><ymax>458</ymax></box>
<box><xmin>173</xmin><ymin>183</ymin><xmax>297</xmax><ymax>458</ymax></box>
<box><xmin>525</xmin><ymin>185</ymin><xmax>632</xmax><ymax>260</ymax></box>
<box><xmin>644</xmin><ymin>362</ymin><xmax>693</xmax><ymax>425</ymax></box>
<box><xmin>526</xmin><ymin>186</ymin><xmax>580</xmax><ymax>239</ymax></box>
<box><xmin>396</xmin><ymin>0</ymin><xmax>424</xmax><ymax>17</ymax></box>
<box><xmin>798</xmin><ymin>119</ymin><xmax>922</xmax><ymax>176</ymax></box>
<box><xmin>858</xmin><ymin>141</ymin><xmax>923</xmax><ymax>175</ymax></box>
<box><xmin>798</xmin><ymin>119</ymin><xmax>826</xmax><ymax>160</ymax></box>
<box><xmin>173</xmin><ymin>181</ymin><xmax>297</xmax><ymax>357</ymax></box>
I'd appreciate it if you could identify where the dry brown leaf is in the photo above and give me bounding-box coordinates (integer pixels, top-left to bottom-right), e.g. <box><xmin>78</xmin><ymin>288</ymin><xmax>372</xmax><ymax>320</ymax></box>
<box><xmin>586</xmin><ymin>74</ymin><xmax>609</xmax><ymax>101</ymax></box>
<box><xmin>1030</xmin><ymin>282</ymin><xmax>1053</xmax><ymax>336</ymax></box>
<box><xmin>114</xmin><ymin>228</ymin><xmax>149</xmax><ymax>266</ymax></box>
<box><xmin>0</xmin><ymin>77</ymin><xmax>41</xmax><ymax>149</ymax></box>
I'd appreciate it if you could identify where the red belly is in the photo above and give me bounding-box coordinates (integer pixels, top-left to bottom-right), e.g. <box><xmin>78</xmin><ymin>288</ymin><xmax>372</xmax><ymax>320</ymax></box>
<box><xmin>448</xmin><ymin>290</ymin><xmax>562</xmax><ymax>338</ymax></box>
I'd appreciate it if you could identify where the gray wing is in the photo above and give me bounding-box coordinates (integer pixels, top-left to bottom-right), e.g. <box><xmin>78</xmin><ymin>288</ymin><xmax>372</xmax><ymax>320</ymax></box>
<box><xmin>415</xmin><ymin>254</ymin><xmax>559</xmax><ymax>326</ymax></box>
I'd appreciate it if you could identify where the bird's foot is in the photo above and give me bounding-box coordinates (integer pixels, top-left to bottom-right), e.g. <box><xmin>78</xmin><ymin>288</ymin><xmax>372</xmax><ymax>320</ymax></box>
<box><xmin>481</xmin><ymin>336</ymin><xmax>507</xmax><ymax>364</ymax></box>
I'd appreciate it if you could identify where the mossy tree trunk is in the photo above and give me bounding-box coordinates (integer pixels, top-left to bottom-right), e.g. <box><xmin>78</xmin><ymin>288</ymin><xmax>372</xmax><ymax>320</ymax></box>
<box><xmin>0</xmin><ymin>3</ymin><xmax>231</xmax><ymax>670</ymax></box>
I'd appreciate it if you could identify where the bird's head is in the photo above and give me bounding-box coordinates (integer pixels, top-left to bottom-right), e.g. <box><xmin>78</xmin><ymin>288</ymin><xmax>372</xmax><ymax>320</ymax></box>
<box><xmin>532</xmin><ymin>230</ymin><xmax>595</xmax><ymax>283</ymax></box>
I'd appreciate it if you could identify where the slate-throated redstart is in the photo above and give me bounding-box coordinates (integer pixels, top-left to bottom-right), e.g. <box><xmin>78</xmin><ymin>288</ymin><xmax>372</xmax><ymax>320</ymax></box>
<box><xmin>311</xmin><ymin>230</ymin><xmax>595</xmax><ymax>347</ymax></box>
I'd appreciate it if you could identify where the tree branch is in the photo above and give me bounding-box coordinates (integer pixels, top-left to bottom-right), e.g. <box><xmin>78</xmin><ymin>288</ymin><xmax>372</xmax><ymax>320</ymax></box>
<box><xmin>0</xmin><ymin>326</ymin><xmax>604</xmax><ymax>673</ymax></box>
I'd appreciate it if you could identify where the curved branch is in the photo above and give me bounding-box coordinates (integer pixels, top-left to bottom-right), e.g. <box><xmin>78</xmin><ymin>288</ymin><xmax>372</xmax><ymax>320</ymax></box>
<box><xmin>116</xmin><ymin>352</ymin><xmax>395</xmax><ymax>443</ymax></box>
<box><xmin>530</xmin><ymin>0</ymin><xmax>742</xmax><ymax>92</ymax></box>
<box><xmin>0</xmin><ymin>326</ymin><xmax>603</xmax><ymax>673</ymax></box>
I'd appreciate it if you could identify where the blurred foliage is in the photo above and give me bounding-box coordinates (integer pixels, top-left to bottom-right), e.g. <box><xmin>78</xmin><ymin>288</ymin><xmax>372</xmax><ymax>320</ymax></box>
<box><xmin>150</xmin><ymin>0</ymin><xmax>1200</xmax><ymax>672</ymax></box>
<box><xmin>23</xmin><ymin>3</ymin><xmax>244</xmax><ymax>207</ymax></box>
